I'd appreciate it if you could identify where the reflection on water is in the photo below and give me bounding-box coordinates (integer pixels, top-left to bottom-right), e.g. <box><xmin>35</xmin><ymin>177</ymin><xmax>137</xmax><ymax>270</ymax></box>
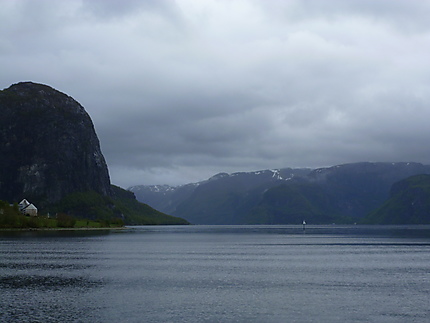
<box><xmin>1</xmin><ymin>225</ymin><xmax>430</xmax><ymax>322</ymax></box>
<box><xmin>0</xmin><ymin>275</ymin><xmax>103</xmax><ymax>289</ymax></box>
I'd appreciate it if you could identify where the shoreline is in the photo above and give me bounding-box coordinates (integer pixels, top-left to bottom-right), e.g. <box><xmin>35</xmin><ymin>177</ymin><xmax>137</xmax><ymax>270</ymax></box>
<box><xmin>0</xmin><ymin>226</ymin><xmax>126</xmax><ymax>232</ymax></box>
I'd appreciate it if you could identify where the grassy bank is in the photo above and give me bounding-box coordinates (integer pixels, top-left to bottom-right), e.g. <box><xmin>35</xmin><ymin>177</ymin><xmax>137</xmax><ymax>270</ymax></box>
<box><xmin>0</xmin><ymin>201</ymin><xmax>123</xmax><ymax>229</ymax></box>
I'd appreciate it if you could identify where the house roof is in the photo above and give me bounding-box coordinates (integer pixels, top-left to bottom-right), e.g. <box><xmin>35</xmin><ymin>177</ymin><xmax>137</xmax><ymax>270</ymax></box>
<box><xmin>19</xmin><ymin>199</ymin><xmax>30</xmax><ymax>206</ymax></box>
<box><xmin>23</xmin><ymin>204</ymin><xmax>37</xmax><ymax>210</ymax></box>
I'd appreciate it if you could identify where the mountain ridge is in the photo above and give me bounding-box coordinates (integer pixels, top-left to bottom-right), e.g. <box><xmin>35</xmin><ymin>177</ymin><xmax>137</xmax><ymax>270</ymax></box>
<box><xmin>130</xmin><ymin>162</ymin><xmax>430</xmax><ymax>224</ymax></box>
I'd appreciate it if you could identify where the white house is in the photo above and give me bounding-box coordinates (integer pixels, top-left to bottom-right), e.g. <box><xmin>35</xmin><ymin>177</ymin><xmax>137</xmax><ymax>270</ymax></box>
<box><xmin>18</xmin><ymin>199</ymin><xmax>38</xmax><ymax>217</ymax></box>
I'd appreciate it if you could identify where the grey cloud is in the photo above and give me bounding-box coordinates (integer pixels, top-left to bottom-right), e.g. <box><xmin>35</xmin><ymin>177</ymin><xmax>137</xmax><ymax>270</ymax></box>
<box><xmin>1</xmin><ymin>0</ymin><xmax>430</xmax><ymax>187</ymax></box>
<box><xmin>264</xmin><ymin>0</ymin><xmax>430</xmax><ymax>32</ymax></box>
<box><xmin>79</xmin><ymin>0</ymin><xmax>180</xmax><ymax>21</ymax></box>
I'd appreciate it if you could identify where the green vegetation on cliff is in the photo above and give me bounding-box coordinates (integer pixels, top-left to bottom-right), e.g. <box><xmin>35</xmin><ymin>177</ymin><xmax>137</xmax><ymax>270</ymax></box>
<box><xmin>46</xmin><ymin>185</ymin><xmax>189</xmax><ymax>225</ymax></box>
<box><xmin>364</xmin><ymin>174</ymin><xmax>430</xmax><ymax>224</ymax></box>
<box><xmin>110</xmin><ymin>185</ymin><xmax>189</xmax><ymax>225</ymax></box>
<box><xmin>1</xmin><ymin>185</ymin><xmax>189</xmax><ymax>228</ymax></box>
<box><xmin>0</xmin><ymin>200</ymin><xmax>120</xmax><ymax>229</ymax></box>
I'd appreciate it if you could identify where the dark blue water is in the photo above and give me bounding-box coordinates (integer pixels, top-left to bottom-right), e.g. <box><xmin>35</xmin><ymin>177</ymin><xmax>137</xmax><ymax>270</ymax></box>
<box><xmin>1</xmin><ymin>225</ymin><xmax>430</xmax><ymax>322</ymax></box>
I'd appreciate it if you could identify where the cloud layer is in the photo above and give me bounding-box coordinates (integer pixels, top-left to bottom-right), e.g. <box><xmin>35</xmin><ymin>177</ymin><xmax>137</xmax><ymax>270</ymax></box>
<box><xmin>2</xmin><ymin>0</ymin><xmax>430</xmax><ymax>187</ymax></box>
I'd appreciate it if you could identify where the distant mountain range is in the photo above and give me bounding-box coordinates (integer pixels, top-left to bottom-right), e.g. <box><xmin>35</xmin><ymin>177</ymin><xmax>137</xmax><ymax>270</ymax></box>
<box><xmin>129</xmin><ymin>162</ymin><xmax>430</xmax><ymax>224</ymax></box>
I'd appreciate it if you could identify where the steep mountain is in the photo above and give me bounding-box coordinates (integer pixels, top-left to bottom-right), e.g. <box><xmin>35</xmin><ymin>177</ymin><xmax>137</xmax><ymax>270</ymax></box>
<box><xmin>304</xmin><ymin>162</ymin><xmax>430</xmax><ymax>219</ymax></box>
<box><xmin>0</xmin><ymin>82</ymin><xmax>188</xmax><ymax>225</ymax></box>
<box><xmin>0</xmin><ymin>82</ymin><xmax>111</xmax><ymax>206</ymax></box>
<box><xmin>131</xmin><ymin>162</ymin><xmax>430</xmax><ymax>224</ymax></box>
<box><xmin>364</xmin><ymin>174</ymin><xmax>430</xmax><ymax>224</ymax></box>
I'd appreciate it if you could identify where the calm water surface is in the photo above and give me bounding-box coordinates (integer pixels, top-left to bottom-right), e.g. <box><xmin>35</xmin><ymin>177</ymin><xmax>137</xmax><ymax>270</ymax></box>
<box><xmin>1</xmin><ymin>225</ymin><xmax>430</xmax><ymax>322</ymax></box>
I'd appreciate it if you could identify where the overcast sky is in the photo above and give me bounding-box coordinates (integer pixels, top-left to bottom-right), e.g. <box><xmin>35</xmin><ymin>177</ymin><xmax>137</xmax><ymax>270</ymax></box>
<box><xmin>1</xmin><ymin>0</ymin><xmax>430</xmax><ymax>188</ymax></box>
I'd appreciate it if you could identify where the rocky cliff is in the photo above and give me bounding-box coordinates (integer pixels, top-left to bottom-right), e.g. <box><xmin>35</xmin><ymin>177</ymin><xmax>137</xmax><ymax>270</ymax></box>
<box><xmin>0</xmin><ymin>82</ymin><xmax>112</xmax><ymax>206</ymax></box>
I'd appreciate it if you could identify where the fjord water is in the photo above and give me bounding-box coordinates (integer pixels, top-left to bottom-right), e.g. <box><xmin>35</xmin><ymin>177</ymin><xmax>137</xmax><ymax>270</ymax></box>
<box><xmin>1</xmin><ymin>226</ymin><xmax>430</xmax><ymax>323</ymax></box>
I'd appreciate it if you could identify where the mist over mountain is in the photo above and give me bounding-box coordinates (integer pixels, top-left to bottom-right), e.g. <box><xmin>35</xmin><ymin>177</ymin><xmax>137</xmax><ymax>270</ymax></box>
<box><xmin>130</xmin><ymin>162</ymin><xmax>430</xmax><ymax>224</ymax></box>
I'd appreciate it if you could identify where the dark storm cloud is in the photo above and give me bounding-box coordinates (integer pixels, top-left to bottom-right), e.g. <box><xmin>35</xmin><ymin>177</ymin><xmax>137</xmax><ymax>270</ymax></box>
<box><xmin>1</xmin><ymin>0</ymin><xmax>430</xmax><ymax>187</ymax></box>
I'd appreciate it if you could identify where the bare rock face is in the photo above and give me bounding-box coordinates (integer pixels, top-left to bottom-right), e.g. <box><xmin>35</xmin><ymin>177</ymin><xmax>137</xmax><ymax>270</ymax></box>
<box><xmin>0</xmin><ymin>82</ymin><xmax>112</xmax><ymax>206</ymax></box>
